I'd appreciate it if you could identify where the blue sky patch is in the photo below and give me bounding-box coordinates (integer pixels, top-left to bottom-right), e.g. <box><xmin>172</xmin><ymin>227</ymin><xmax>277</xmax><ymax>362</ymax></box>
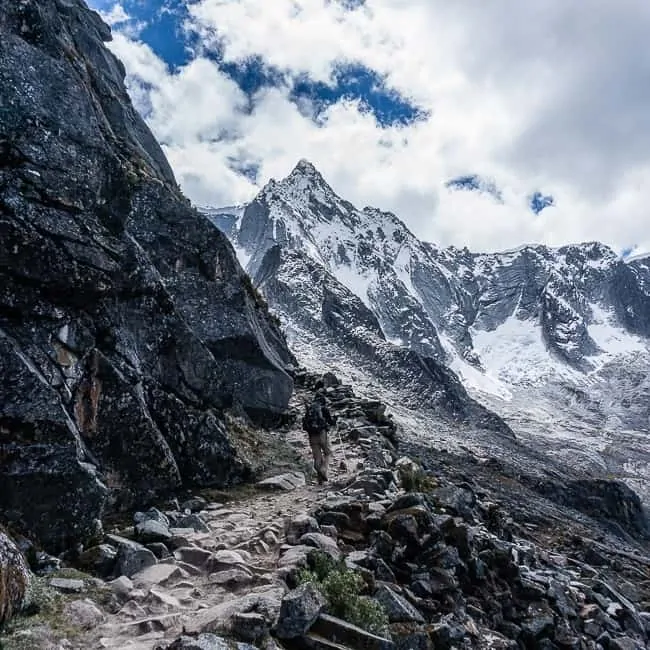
<box><xmin>93</xmin><ymin>0</ymin><xmax>198</xmax><ymax>68</ymax></box>
<box><xmin>529</xmin><ymin>191</ymin><xmax>555</xmax><ymax>214</ymax></box>
<box><xmin>218</xmin><ymin>56</ymin><xmax>287</xmax><ymax>100</ymax></box>
<box><xmin>89</xmin><ymin>1</ymin><xmax>426</xmax><ymax>129</ymax></box>
<box><xmin>446</xmin><ymin>175</ymin><xmax>503</xmax><ymax>202</ymax></box>
<box><xmin>291</xmin><ymin>64</ymin><xmax>428</xmax><ymax>127</ymax></box>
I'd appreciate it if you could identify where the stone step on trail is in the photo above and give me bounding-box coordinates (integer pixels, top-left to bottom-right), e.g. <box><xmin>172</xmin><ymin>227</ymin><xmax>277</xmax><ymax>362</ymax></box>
<box><xmin>303</xmin><ymin>632</ymin><xmax>366</xmax><ymax>650</ymax></box>
<box><xmin>309</xmin><ymin>614</ymin><xmax>396</xmax><ymax>650</ymax></box>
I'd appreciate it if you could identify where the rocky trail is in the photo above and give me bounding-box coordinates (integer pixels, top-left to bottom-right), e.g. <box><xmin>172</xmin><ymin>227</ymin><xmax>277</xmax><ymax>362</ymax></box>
<box><xmin>2</xmin><ymin>371</ymin><xmax>650</xmax><ymax>650</ymax></box>
<box><xmin>1</xmin><ymin>2</ymin><xmax>649</xmax><ymax>649</ymax></box>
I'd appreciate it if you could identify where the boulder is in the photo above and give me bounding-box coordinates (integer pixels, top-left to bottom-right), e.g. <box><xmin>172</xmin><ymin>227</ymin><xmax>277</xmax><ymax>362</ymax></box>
<box><xmin>520</xmin><ymin>604</ymin><xmax>555</xmax><ymax>640</ymax></box>
<box><xmin>176</xmin><ymin>514</ymin><xmax>210</xmax><ymax>533</ymax></box>
<box><xmin>63</xmin><ymin>598</ymin><xmax>106</xmax><ymax>630</ymax></box>
<box><xmin>231</xmin><ymin>611</ymin><xmax>270</xmax><ymax>642</ymax></box>
<box><xmin>181</xmin><ymin>497</ymin><xmax>208</xmax><ymax>513</ymax></box>
<box><xmin>77</xmin><ymin>544</ymin><xmax>117</xmax><ymax>577</ymax></box>
<box><xmin>107</xmin><ymin>534</ymin><xmax>158</xmax><ymax>578</ymax></box>
<box><xmin>275</xmin><ymin>583</ymin><xmax>327</xmax><ymax>639</ymax></box>
<box><xmin>134</xmin><ymin>508</ymin><xmax>170</xmax><ymax>527</ymax></box>
<box><xmin>374</xmin><ymin>585</ymin><xmax>425</xmax><ymax>624</ymax></box>
<box><xmin>135</xmin><ymin>520</ymin><xmax>173</xmax><ymax>544</ymax></box>
<box><xmin>300</xmin><ymin>533</ymin><xmax>341</xmax><ymax>560</ymax></box>
<box><xmin>258</xmin><ymin>472</ymin><xmax>306</xmax><ymax>491</ymax></box>
<box><xmin>429</xmin><ymin>486</ymin><xmax>476</xmax><ymax>520</ymax></box>
<box><xmin>285</xmin><ymin>514</ymin><xmax>320</xmax><ymax>545</ymax></box>
<box><xmin>209</xmin><ymin>569</ymin><xmax>254</xmax><ymax>587</ymax></box>
<box><xmin>109</xmin><ymin>575</ymin><xmax>134</xmax><ymax>598</ymax></box>
<box><xmin>168</xmin><ymin>528</ymin><xmax>199</xmax><ymax>550</ymax></box>
<box><xmin>278</xmin><ymin>545</ymin><xmax>313</xmax><ymax>570</ymax></box>
<box><xmin>147</xmin><ymin>542</ymin><xmax>172</xmax><ymax>559</ymax></box>
<box><xmin>0</xmin><ymin>531</ymin><xmax>29</xmax><ymax>625</ymax></box>
<box><xmin>174</xmin><ymin>546</ymin><xmax>213</xmax><ymax>570</ymax></box>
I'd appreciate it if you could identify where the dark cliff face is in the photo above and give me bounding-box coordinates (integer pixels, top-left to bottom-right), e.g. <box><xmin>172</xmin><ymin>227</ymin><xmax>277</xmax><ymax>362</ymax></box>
<box><xmin>0</xmin><ymin>0</ymin><xmax>294</xmax><ymax>551</ymax></box>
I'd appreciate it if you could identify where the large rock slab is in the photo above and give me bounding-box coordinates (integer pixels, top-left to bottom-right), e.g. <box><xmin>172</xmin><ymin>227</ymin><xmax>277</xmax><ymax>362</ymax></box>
<box><xmin>257</xmin><ymin>472</ymin><xmax>306</xmax><ymax>491</ymax></box>
<box><xmin>167</xmin><ymin>634</ymin><xmax>257</xmax><ymax>650</ymax></box>
<box><xmin>0</xmin><ymin>0</ymin><xmax>293</xmax><ymax>551</ymax></box>
<box><xmin>309</xmin><ymin>614</ymin><xmax>395</xmax><ymax>650</ymax></box>
<box><xmin>131</xmin><ymin>562</ymin><xmax>187</xmax><ymax>588</ymax></box>
<box><xmin>182</xmin><ymin>586</ymin><xmax>285</xmax><ymax>635</ymax></box>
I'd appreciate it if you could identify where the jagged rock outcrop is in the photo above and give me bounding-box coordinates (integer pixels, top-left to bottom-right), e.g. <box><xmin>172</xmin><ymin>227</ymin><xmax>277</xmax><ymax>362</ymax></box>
<box><xmin>535</xmin><ymin>478</ymin><xmax>650</xmax><ymax>539</ymax></box>
<box><xmin>0</xmin><ymin>0</ymin><xmax>293</xmax><ymax>551</ymax></box>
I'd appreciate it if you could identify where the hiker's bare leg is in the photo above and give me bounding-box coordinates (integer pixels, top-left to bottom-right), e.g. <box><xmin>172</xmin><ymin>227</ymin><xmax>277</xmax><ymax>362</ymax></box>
<box><xmin>320</xmin><ymin>431</ymin><xmax>332</xmax><ymax>480</ymax></box>
<box><xmin>309</xmin><ymin>435</ymin><xmax>324</xmax><ymax>480</ymax></box>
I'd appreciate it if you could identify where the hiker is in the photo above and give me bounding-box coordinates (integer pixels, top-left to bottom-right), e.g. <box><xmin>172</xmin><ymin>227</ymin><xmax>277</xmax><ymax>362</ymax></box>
<box><xmin>302</xmin><ymin>393</ymin><xmax>336</xmax><ymax>483</ymax></box>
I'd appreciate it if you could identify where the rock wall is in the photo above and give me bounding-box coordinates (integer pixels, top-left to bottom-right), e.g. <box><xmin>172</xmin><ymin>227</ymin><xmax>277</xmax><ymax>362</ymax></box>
<box><xmin>0</xmin><ymin>0</ymin><xmax>294</xmax><ymax>551</ymax></box>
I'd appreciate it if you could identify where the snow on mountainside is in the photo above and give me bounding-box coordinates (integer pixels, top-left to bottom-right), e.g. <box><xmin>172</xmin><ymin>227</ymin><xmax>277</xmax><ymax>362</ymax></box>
<box><xmin>207</xmin><ymin>159</ymin><xmax>649</xmax><ymax>389</ymax></box>
<box><xmin>206</xmin><ymin>160</ymin><xmax>650</xmax><ymax>503</ymax></box>
<box><xmin>204</xmin><ymin>160</ymin><xmax>650</xmax><ymax>501</ymax></box>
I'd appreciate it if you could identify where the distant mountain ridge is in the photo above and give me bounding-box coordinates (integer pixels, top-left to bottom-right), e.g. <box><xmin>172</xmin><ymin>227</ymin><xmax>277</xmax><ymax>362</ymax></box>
<box><xmin>204</xmin><ymin>159</ymin><xmax>650</xmax><ymax>502</ymax></box>
<box><xmin>206</xmin><ymin>159</ymin><xmax>650</xmax><ymax>380</ymax></box>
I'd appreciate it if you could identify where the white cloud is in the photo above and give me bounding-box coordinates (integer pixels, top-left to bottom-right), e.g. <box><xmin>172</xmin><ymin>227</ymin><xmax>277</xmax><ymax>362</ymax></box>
<box><xmin>105</xmin><ymin>0</ymin><xmax>650</xmax><ymax>254</ymax></box>
<box><xmin>97</xmin><ymin>2</ymin><xmax>130</xmax><ymax>26</ymax></box>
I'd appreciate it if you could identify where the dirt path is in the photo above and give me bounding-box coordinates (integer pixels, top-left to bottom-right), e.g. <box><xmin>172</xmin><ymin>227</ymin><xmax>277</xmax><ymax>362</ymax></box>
<box><xmin>87</xmin><ymin>424</ymin><xmax>363</xmax><ymax>650</ymax></box>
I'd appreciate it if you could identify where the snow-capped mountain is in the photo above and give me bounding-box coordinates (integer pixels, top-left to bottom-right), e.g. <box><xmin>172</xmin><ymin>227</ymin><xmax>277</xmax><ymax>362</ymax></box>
<box><xmin>204</xmin><ymin>160</ymin><xmax>650</xmax><ymax>499</ymax></box>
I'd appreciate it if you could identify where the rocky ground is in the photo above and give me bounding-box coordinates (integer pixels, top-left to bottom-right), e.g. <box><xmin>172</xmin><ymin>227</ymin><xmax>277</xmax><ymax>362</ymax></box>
<box><xmin>1</xmin><ymin>371</ymin><xmax>649</xmax><ymax>650</ymax></box>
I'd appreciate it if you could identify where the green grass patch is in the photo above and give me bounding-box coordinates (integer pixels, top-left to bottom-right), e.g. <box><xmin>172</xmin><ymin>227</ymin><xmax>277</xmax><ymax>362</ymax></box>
<box><xmin>297</xmin><ymin>552</ymin><xmax>388</xmax><ymax>636</ymax></box>
<box><xmin>0</xmin><ymin>568</ymin><xmax>115</xmax><ymax>650</ymax></box>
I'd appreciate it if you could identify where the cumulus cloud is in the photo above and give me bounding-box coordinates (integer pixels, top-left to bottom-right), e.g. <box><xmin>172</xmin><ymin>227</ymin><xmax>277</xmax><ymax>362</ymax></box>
<box><xmin>97</xmin><ymin>2</ymin><xmax>130</xmax><ymax>26</ymax></box>
<box><xmin>100</xmin><ymin>0</ymin><xmax>650</xmax><ymax>255</ymax></box>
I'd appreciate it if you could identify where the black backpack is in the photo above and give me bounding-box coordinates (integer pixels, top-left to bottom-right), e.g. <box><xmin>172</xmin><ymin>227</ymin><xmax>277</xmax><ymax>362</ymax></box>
<box><xmin>303</xmin><ymin>402</ymin><xmax>325</xmax><ymax>432</ymax></box>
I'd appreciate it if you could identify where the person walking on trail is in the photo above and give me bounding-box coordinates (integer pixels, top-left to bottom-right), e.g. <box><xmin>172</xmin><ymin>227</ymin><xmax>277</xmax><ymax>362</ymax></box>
<box><xmin>302</xmin><ymin>393</ymin><xmax>336</xmax><ymax>484</ymax></box>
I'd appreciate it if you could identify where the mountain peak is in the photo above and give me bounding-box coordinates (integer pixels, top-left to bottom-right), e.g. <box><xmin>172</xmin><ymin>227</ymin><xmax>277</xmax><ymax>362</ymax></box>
<box><xmin>266</xmin><ymin>158</ymin><xmax>338</xmax><ymax>205</ymax></box>
<box><xmin>292</xmin><ymin>158</ymin><xmax>319</xmax><ymax>176</ymax></box>
<box><xmin>284</xmin><ymin>158</ymin><xmax>330</xmax><ymax>188</ymax></box>
<box><xmin>261</xmin><ymin>159</ymin><xmax>326</xmax><ymax>197</ymax></box>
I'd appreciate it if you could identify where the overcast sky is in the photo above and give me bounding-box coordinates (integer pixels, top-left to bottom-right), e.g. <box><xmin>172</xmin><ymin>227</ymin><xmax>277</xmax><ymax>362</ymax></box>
<box><xmin>90</xmin><ymin>0</ymin><xmax>650</xmax><ymax>255</ymax></box>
